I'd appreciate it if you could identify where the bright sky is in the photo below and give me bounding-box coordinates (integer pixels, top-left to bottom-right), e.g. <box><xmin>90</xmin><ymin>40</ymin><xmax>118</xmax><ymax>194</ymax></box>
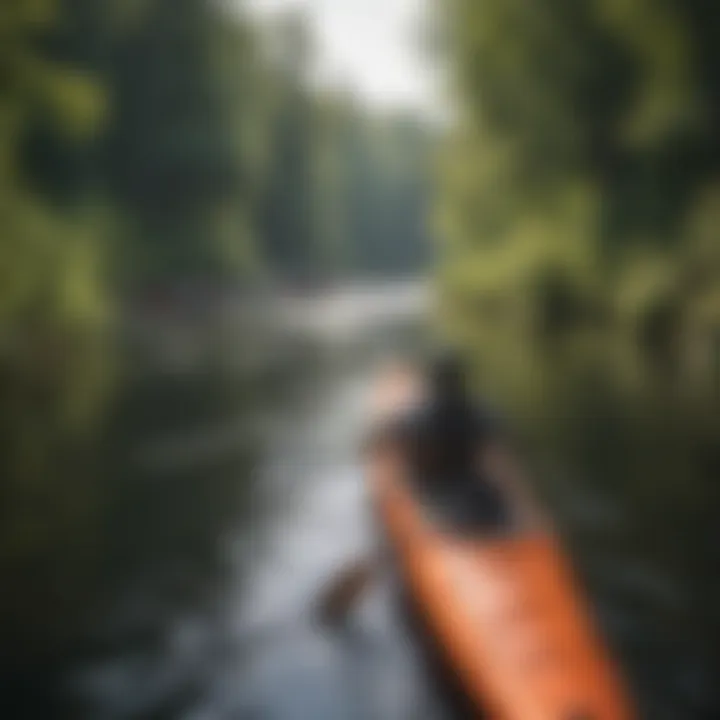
<box><xmin>246</xmin><ymin>0</ymin><xmax>437</xmax><ymax>117</ymax></box>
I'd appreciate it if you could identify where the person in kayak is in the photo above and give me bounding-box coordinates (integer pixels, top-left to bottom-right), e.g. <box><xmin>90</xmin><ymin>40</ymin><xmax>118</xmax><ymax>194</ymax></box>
<box><xmin>316</xmin><ymin>351</ymin><xmax>524</xmax><ymax>624</ymax></box>
<box><xmin>392</xmin><ymin>351</ymin><xmax>508</xmax><ymax>530</ymax></box>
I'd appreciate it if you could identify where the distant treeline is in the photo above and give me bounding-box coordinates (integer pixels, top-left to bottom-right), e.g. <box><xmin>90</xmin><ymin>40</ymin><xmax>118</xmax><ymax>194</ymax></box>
<box><xmin>4</xmin><ymin>0</ymin><xmax>433</xmax><ymax>293</ymax></box>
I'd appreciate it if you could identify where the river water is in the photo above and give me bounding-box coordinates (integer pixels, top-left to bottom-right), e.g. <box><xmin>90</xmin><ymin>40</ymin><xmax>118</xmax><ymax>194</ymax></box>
<box><xmin>15</xmin><ymin>282</ymin><xmax>716</xmax><ymax>719</ymax></box>
<box><xmin>70</xmin><ymin>282</ymin><xmax>443</xmax><ymax>720</ymax></box>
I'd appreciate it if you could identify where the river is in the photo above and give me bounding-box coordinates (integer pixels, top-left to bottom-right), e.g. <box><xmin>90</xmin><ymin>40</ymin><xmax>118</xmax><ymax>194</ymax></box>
<box><xmin>11</xmin><ymin>281</ymin><xmax>717</xmax><ymax>719</ymax></box>
<box><xmin>69</xmin><ymin>281</ymin><xmax>445</xmax><ymax>720</ymax></box>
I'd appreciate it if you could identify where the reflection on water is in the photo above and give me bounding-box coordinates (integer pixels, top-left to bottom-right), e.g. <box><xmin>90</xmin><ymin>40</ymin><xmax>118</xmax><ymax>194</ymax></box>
<box><xmin>4</xmin><ymin>282</ymin><xmax>718</xmax><ymax>719</ymax></box>
<box><xmin>68</xmin><ymin>282</ymin><xmax>436</xmax><ymax>720</ymax></box>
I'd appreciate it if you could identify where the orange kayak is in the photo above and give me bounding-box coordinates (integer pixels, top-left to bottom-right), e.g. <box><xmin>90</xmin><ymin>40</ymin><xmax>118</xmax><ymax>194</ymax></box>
<box><xmin>366</xmin><ymin>368</ymin><xmax>634</xmax><ymax>719</ymax></box>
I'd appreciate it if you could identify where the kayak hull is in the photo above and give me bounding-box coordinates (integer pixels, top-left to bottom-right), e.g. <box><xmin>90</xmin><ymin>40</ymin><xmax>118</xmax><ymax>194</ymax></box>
<box><xmin>366</xmin><ymin>369</ymin><xmax>634</xmax><ymax>720</ymax></box>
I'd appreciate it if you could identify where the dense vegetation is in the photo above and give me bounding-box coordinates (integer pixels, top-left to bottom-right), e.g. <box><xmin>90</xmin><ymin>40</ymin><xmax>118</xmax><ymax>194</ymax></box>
<box><xmin>439</xmin><ymin>0</ymin><xmax>720</xmax><ymax>714</ymax></box>
<box><xmin>0</xmin><ymin>0</ymin><xmax>432</xmax><ymax>670</ymax></box>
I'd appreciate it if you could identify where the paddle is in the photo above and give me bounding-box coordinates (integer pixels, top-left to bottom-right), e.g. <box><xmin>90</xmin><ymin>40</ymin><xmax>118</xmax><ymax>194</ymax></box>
<box><xmin>313</xmin><ymin>557</ymin><xmax>378</xmax><ymax>627</ymax></box>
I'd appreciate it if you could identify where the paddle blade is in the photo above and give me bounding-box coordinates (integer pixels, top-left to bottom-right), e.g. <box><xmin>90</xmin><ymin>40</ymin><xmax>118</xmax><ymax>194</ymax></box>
<box><xmin>313</xmin><ymin>558</ymin><xmax>377</xmax><ymax>627</ymax></box>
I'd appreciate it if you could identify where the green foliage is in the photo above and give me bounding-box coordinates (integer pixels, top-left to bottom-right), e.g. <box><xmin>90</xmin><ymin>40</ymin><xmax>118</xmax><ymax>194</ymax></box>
<box><xmin>440</xmin><ymin>0</ymin><xmax>720</xmax><ymax>394</ymax></box>
<box><xmin>97</xmin><ymin>0</ymin><xmax>264</xmax><ymax>279</ymax></box>
<box><xmin>0</xmin><ymin>0</ymin><xmax>112</xmax><ymax>663</ymax></box>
